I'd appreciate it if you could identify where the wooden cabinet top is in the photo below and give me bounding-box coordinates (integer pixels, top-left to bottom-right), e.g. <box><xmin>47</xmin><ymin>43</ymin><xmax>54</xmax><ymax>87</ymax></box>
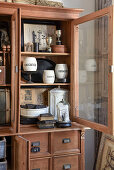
<box><xmin>0</xmin><ymin>2</ymin><xmax>83</xmax><ymax>20</ymax></box>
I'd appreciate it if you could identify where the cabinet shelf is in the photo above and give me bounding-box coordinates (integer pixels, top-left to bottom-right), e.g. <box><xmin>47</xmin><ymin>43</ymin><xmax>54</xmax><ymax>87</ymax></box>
<box><xmin>0</xmin><ymin>84</ymin><xmax>11</xmax><ymax>87</ymax></box>
<box><xmin>21</xmin><ymin>52</ymin><xmax>70</xmax><ymax>57</ymax></box>
<box><xmin>20</xmin><ymin>122</ymin><xmax>84</xmax><ymax>135</ymax></box>
<box><xmin>21</xmin><ymin>83</ymin><xmax>70</xmax><ymax>86</ymax></box>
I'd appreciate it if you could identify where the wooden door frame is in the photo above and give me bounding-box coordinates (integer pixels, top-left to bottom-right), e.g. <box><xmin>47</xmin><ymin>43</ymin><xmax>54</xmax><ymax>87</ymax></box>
<box><xmin>71</xmin><ymin>6</ymin><xmax>114</xmax><ymax>135</ymax></box>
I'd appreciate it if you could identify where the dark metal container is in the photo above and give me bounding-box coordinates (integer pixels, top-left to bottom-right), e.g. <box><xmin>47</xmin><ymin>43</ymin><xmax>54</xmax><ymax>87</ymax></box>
<box><xmin>0</xmin><ymin>89</ymin><xmax>10</xmax><ymax>125</ymax></box>
<box><xmin>0</xmin><ymin>160</ymin><xmax>7</xmax><ymax>170</ymax></box>
<box><xmin>0</xmin><ymin>137</ymin><xmax>6</xmax><ymax>159</ymax></box>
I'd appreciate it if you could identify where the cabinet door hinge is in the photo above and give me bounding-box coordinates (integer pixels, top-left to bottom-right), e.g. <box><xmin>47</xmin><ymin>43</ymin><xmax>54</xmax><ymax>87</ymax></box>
<box><xmin>15</xmin><ymin>66</ymin><xmax>18</xmax><ymax>73</ymax></box>
<box><xmin>109</xmin><ymin>65</ymin><xmax>114</xmax><ymax>73</ymax></box>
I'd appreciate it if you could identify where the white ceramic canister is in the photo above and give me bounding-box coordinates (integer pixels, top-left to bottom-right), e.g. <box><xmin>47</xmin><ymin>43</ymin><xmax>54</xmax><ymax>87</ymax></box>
<box><xmin>43</xmin><ymin>70</ymin><xmax>55</xmax><ymax>84</ymax></box>
<box><xmin>23</xmin><ymin>57</ymin><xmax>37</xmax><ymax>71</ymax></box>
<box><xmin>49</xmin><ymin>88</ymin><xmax>69</xmax><ymax>120</ymax></box>
<box><xmin>55</xmin><ymin>64</ymin><xmax>68</xmax><ymax>79</ymax></box>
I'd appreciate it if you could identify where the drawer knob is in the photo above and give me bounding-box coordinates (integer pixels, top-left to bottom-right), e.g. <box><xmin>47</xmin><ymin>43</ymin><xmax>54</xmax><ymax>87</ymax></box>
<box><xmin>31</xmin><ymin>147</ymin><xmax>40</xmax><ymax>153</ymax></box>
<box><xmin>31</xmin><ymin>141</ymin><xmax>40</xmax><ymax>147</ymax></box>
<box><xmin>0</xmin><ymin>69</ymin><xmax>2</xmax><ymax>73</ymax></box>
<box><xmin>63</xmin><ymin>164</ymin><xmax>71</xmax><ymax>169</ymax></box>
<box><xmin>63</xmin><ymin>138</ymin><xmax>71</xmax><ymax>144</ymax></box>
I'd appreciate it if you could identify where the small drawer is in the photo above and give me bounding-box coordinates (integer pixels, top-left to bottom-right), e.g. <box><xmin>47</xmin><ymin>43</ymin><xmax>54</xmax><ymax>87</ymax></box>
<box><xmin>53</xmin><ymin>131</ymin><xmax>80</xmax><ymax>154</ymax></box>
<box><xmin>22</xmin><ymin>133</ymin><xmax>49</xmax><ymax>158</ymax></box>
<box><xmin>30</xmin><ymin>158</ymin><xmax>50</xmax><ymax>170</ymax></box>
<box><xmin>54</xmin><ymin>155</ymin><xmax>79</xmax><ymax>170</ymax></box>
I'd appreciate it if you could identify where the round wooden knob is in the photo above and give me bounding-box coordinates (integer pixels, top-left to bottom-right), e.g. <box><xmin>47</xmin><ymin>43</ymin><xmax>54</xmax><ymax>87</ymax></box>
<box><xmin>7</xmin><ymin>45</ymin><xmax>11</xmax><ymax>52</ymax></box>
<box><xmin>2</xmin><ymin>45</ymin><xmax>6</xmax><ymax>52</ymax></box>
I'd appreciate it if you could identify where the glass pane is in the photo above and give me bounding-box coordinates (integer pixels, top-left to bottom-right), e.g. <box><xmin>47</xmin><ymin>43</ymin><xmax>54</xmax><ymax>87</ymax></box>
<box><xmin>78</xmin><ymin>15</ymin><xmax>108</xmax><ymax>126</ymax></box>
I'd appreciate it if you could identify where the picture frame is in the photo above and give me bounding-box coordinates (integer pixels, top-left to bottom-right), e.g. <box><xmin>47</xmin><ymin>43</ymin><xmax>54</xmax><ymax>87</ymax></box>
<box><xmin>21</xmin><ymin>19</ymin><xmax>59</xmax><ymax>52</ymax></box>
<box><xmin>96</xmin><ymin>133</ymin><xmax>114</xmax><ymax>170</ymax></box>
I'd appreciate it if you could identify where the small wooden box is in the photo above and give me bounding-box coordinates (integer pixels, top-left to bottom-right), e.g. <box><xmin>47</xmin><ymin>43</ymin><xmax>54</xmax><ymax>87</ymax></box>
<box><xmin>0</xmin><ymin>66</ymin><xmax>6</xmax><ymax>85</ymax></box>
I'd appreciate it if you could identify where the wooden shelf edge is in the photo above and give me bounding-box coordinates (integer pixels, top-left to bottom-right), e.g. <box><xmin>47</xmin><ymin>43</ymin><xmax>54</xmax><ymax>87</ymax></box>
<box><xmin>19</xmin><ymin>123</ymin><xmax>84</xmax><ymax>135</ymax></box>
<box><xmin>21</xmin><ymin>52</ymin><xmax>70</xmax><ymax>56</ymax></box>
<box><xmin>0</xmin><ymin>84</ymin><xmax>11</xmax><ymax>87</ymax></box>
<box><xmin>21</xmin><ymin>83</ymin><xmax>70</xmax><ymax>86</ymax></box>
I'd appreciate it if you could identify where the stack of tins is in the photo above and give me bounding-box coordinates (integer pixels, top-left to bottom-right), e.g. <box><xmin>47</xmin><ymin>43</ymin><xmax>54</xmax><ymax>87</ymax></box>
<box><xmin>0</xmin><ymin>137</ymin><xmax>7</xmax><ymax>170</ymax></box>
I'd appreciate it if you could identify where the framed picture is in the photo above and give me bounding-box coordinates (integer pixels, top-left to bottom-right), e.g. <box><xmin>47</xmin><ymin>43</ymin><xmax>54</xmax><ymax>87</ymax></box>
<box><xmin>96</xmin><ymin>133</ymin><xmax>114</xmax><ymax>170</ymax></box>
<box><xmin>21</xmin><ymin>20</ymin><xmax>58</xmax><ymax>52</ymax></box>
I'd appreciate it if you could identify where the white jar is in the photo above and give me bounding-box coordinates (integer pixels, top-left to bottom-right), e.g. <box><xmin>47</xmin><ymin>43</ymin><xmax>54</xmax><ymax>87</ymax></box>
<box><xmin>43</xmin><ymin>70</ymin><xmax>55</xmax><ymax>84</ymax></box>
<box><xmin>55</xmin><ymin>64</ymin><xmax>68</xmax><ymax>79</ymax></box>
<box><xmin>23</xmin><ymin>57</ymin><xmax>37</xmax><ymax>71</ymax></box>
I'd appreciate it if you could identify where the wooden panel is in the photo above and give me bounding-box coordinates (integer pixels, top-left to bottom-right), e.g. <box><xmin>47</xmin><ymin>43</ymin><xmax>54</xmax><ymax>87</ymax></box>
<box><xmin>22</xmin><ymin>133</ymin><xmax>50</xmax><ymax>158</ymax></box>
<box><xmin>11</xmin><ymin>9</ymin><xmax>17</xmax><ymax>133</ymax></box>
<box><xmin>14</xmin><ymin>136</ymin><xmax>30</xmax><ymax>170</ymax></box>
<box><xmin>30</xmin><ymin>157</ymin><xmax>50</xmax><ymax>170</ymax></box>
<box><xmin>53</xmin><ymin>131</ymin><xmax>80</xmax><ymax>155</ymax></box>
<box><xmin>53</xmin><ymin>154</ymin><xmax>79</xmax><ymax>170</ymax></box>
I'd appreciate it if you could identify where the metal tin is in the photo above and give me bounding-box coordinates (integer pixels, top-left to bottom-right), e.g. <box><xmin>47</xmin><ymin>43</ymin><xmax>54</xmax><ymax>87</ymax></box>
<box><xmin>0</xmin><ymin>137</ymin><xmax>6</xmax><ymax>159</ymax></box>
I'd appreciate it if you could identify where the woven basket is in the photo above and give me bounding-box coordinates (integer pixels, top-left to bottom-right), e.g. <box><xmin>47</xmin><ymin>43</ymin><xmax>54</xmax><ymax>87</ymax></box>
<box><xmin>36</xmin><ymin>0</ymin><xmax>63</xmax><ymax>7</ymax></box>
<box><xmin>13</xmin><ymin>0</ymin><xmax>35</xmax><ymax>5</ymax></box>
<box><xmin>0</xmin><ymin>0</ymin><xmax>12</xmax><ymax>2</ymax></box>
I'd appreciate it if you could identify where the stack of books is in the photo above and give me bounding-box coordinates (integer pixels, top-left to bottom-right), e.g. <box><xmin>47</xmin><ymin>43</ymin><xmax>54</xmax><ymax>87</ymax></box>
<box><xmin>37</xmin><ymin>114</ymin><xmax>55</xmax><ymax>129</ymax></box>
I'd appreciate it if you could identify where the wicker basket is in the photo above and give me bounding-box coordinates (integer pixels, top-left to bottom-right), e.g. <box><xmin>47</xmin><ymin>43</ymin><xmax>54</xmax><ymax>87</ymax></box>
<box><xmin>0</xmin><ymin>137</ymin><xmax>6</xmax><ymax>159</ymax></box>
<box><xmin>0</xmin><ymin>0</ymin><xmax>12</xmax><ymax>2</ymax></box>
<box><xmin>0</xmin><ymin>160</ymin><xmax>7</xmax><ymax>170</ymax></box>
<box><xmin>36</xmin><ymin>0</ymin><xmax>63</xmax><ymax>7</ymax></box>
<box><xmin>13</xmin><ymin>0</ymin><xmax>35</xmax><ymax>5</ymax></box>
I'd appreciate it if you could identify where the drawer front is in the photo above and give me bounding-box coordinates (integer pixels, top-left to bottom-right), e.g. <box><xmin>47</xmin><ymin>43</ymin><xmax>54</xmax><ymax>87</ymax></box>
<box><xmin>22</xmin><ymin>133</ymin><xmax>49</xmax><ymax>158</ymax></box>
<box><xmin>53</xmin><ymin>131</ymin><xmax>80</xmax><ymax>154</ymax></box>
<box><xmin>30</xmin><ymin>158</ymin><xmax>50</xmax><ymax>170</ymax></box>
<box><xmin>54</xmin><ymin>155</ymin><xmax>79</xmax><ymax>170</ymax></box>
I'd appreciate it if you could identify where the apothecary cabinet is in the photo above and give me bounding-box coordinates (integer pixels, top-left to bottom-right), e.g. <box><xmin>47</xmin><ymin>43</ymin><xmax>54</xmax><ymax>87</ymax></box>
<box><xmin>0</xmin><ymin>2</ymin><xmax>114</xmax><ymax>170</ymax></box>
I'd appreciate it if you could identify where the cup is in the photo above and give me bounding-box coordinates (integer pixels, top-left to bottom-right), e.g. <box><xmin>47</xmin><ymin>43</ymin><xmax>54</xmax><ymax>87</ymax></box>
<box><xmin>43</xmin><ymin>70</ymin><xmax>55</xmax><ymax>84</ymax></box>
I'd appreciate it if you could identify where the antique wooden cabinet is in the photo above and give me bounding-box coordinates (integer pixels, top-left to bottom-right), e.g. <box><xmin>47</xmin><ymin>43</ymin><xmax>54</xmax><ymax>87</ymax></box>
<box><xmin>0</xmin><ymin>2</ymin><xmax>114</xmax><ymax>170</ymax></box>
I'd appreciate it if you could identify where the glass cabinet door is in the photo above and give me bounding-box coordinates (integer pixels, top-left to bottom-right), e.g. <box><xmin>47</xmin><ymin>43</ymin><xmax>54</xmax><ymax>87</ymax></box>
<box><xmin>0</xmin><ymin>7</ymin><xmax>18</xmax><ymax>135</ymax></box>
<box><xmin>72</xmin><ymin>6</ymin><xmax>114</xmax><ymax>135</ymax></box>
